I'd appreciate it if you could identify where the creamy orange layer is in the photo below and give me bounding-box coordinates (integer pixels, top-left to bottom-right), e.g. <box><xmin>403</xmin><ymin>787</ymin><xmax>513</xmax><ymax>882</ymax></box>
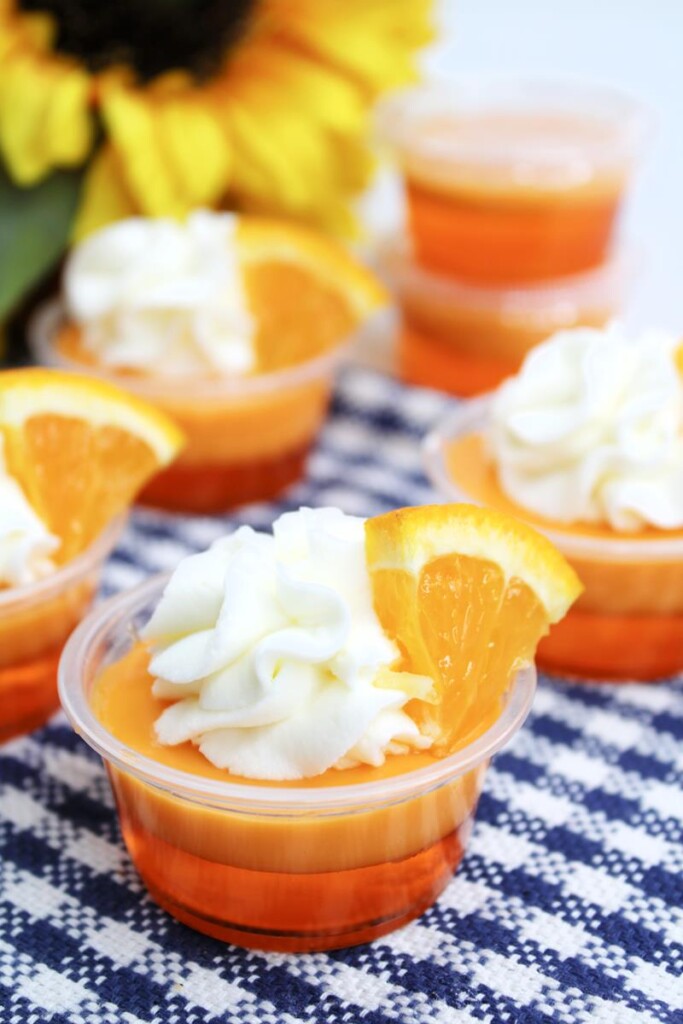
<box><xmin>446</xmin><ymin>433</ymin><xmax>683</xmax><ymax>613</ymax></box>
<box><xmin>56</xmin><ymin>325</ymin><xmax>332</xmax><ymax>466</ymax></box>
<box><xmin>93</xmin><ymin>645</ymin><xmax>483</xmax><ymax>873</ymax></box>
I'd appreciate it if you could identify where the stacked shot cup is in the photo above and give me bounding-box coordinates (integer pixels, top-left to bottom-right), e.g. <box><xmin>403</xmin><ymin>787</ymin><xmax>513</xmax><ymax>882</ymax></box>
<box><xmin>378</xmin><ymin>77</ymin><xmax>650</xmax><ymax>396</ymax></box>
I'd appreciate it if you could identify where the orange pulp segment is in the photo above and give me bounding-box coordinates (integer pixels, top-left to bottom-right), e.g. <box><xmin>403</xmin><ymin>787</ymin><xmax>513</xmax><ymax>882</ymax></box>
<box><xmin>238</xmin><ymin>218</ymin><xmax>386</xmax><ymax>371</ymax></box>
<box><xmin>0</xmin><ymin>369</ymin><xmax>184</xmax><ymax>561</ymax></box>
<box><xmin>366</xmin><ymin>504</ymin><xmax>582</xmax><ymax>755</ymax></box>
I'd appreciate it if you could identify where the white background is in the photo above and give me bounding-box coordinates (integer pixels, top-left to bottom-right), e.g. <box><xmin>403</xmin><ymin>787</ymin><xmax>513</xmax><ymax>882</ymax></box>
<box><xmin>420</xmin><ymin>0</ymin><xmax>683</xmax><ymax>329</ymax></box>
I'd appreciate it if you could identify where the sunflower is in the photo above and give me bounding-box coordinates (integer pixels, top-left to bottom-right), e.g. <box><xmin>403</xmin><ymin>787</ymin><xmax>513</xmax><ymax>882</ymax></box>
<box><xmin>0</xmin><ymin>0</ymin><xmax>432</xmax><ymax>241</ymax></box>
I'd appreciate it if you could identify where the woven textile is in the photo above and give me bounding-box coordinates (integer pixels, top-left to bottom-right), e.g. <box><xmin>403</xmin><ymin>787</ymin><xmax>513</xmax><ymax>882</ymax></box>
<box><xmin>1</xmin><ymin>367</ymin><xmax>682</xmax><ymax>1024</ymax></box>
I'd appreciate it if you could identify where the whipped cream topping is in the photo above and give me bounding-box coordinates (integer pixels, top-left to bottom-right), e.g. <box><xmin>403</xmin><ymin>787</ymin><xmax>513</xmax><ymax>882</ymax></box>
<box><xmin>489</xmin><ymin>324</ymin><xmax>683</xmax><ymax>531</ymax></box>
<box><xmin>64</xmin><ymin>211</ymin><xmax>256</xmax><ymax>376</ymax></box>
<box><xmin>0</xmin><ymin>439</ymin><xmax>59</xmax><ymax>588</ymax></box>
<box><xmin>143</xmin><ymin>508</ymin><xmax>432</xmax><ymax>780</ymax></box>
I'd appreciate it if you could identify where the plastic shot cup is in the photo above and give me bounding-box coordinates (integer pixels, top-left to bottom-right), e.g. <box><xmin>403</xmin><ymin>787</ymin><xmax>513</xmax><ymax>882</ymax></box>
<box><xmin>424</xmin><ymin>398</ymin><xmax>683</xmax><ymax>681</ymax></box>
<box><xmin>379</xmin><ymin>77</ymin><xmax>650</xmax><ymax>285</ymax></box>
<box><xmin>31</xmin><ymin>301</ymin><xmax>353</xmax><ymax>514</ymax></box>
<box><xmin>59</xmin><ymin>574</ymin><xmax>536</xmax><ymax>952</ymax></box>
<box><xmin>0</xmin><ymin>518</ymin><xmax>122</xmax><ymax>742</ymax></box>
<box><xmin>381</xmin><ymin>239</ymin><xmax>631</xmax><ymax>396</ymax></box>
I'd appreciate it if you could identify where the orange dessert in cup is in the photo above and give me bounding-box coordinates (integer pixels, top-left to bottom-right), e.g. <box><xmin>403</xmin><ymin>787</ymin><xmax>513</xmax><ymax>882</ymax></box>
<box><xmin>0</xmin><ymin>369</ymin><xmax>183</xmax><ymax>742</ymax></box>
<box><xmin>59</xmin><ymin>504</ymin><xmax>579</xmax><ymax>951</ymax></box>
<box><xmin>31</xmin><ymin>212</ymin><xmax>385</xmax><ymax>513</ymax></box>
<box><xmin>424</xmin><ymin>326</ymin><xmax>683</xmax><ymax>680</ymax></box>
<box><xmin>381</xmin><ymin>239</ymin><xmax>629</xmax><ymax>396</ymax></box>
<box><xmin>379</xmin><ymin>79</ymin><xmax>649</xmax><ymax>284</ymax></box>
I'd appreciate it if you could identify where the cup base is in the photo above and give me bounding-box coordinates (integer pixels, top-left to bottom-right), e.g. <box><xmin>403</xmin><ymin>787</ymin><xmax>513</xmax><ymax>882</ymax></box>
<box><xmin>537</xmin><ymin>607</ymin><xmax>683</xmax><ymax>681</ymax></box>
<box><xmin>137</xmin><ymin>442</ymin><xmax>312</xmax><ymax>514</ymax></box>
<box><xmin>123</xmin><ymin>819</ymin><xmax>471</xmax><ymax>952</ymax></box>
<box><xmin>0</xmin><ymin>649</ymin><xmax>61</xmax><ymax>743</ymax></box>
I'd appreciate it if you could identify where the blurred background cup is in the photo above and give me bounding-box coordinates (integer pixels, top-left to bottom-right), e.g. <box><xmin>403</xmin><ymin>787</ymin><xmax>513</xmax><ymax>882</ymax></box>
<box><xmin>0</xmin><ymin>517</ymin><xmax>123</xmax><ymax>742</ymax></box>
<box><xmin>30</xmin><ymin>301</ymin><xmax>355</xmax><ymax>514</ymax></box>
<box><xmin>424</xmin><ymin>399</ymin><xmax>683</xmax><ymax>681</ymax></box>
<box><xmin>378</xmin><ymin>77</ymin><xmax>651</xmax><ymax>284</ymax></box>
<box><xmin>379</xmin><ymin>238</ymin><xmax>633</xmax><ymax>396</ymax></box>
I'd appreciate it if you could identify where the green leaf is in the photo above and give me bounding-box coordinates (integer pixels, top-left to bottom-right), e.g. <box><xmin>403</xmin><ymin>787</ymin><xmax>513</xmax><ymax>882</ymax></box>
<box><xmin>0</xmin><ymin>162</ymin><xmax>83</xmax><ymax>320</ymax></box>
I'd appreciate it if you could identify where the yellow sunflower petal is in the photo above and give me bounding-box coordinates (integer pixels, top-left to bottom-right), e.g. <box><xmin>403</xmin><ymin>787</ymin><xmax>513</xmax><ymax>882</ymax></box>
<box><xmin>102</xmin><ymin>79</ymin><xmax>230</xmax><ymax>217</ymax></box>
<box><xmin>72</xmin><ymin>145</ymin><xmax>137</xmax><ymax>241</ymax></box>
<box><xmin>272</xmin><ymin>0</ymin><xmax>433</xmax><ymax>95</ymax></box>
<box><xmin>101</xmin><ymin>83</ymin><xmax>183</xmax><ymax>216</ymax></box>
<box><xmin>0</xmin><ymin>56</ymin><xmax>52</xmax><ymax>184</ymax></box>
<box><xmin>156</xmin><ymin>96</ymin><xmax>230</xmax><ymax>207</ymax></box>
<box><xmin>45</xmin><ymin>65</ymin><xmax>92</xmax><ymax>165</ymax></box>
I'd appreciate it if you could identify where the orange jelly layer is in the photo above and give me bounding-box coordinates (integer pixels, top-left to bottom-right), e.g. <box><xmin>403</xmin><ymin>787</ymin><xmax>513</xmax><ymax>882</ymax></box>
<box><xmin>446</xmin><ymin>434</ymin><xmax>683</xmax><ymax>679</ymax></box>
<box><xmin>0</xmin><ymin>576</ymin><xmax>96</xmax><ymax>742</ymax></box>
<box><xmin>398</xmin><ymin>293</ymin><xmax>611</xmax><ymax>397</ymax></box>
<box><xmin>405</xmin><ymin>112</ymin><xmax>625</xmax><ymax>283</ymax></box>
<box><xmin>92</xmin><ymin>646</ymin><xmax>484</xmax><ymax>950</ymax></box>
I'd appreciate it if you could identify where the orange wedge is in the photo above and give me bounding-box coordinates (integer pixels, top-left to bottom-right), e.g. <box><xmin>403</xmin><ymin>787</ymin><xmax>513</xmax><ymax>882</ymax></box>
<box><xmin>0</xmin><ymin>369</ymin><xmax>184</xmax><ymax>561</ymax></box>
<box><xmin>236</xmin><ymin>218</ymin><xmax>387</xmax><ymax>371</ymax></box>
<box><xmin>675</xmin><ymin>342</ymin><xmax>683</xmax><ymax>377</ymax></box>
<box><xmin>366</xmin><ymin>504</ymin><xmax>582</xmax><ymax>755</ymax></box>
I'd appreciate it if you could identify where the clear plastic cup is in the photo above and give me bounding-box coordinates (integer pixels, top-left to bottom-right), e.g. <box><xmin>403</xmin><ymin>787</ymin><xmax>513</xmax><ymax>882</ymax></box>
<box><xmin>30</xmin><ymin>301</ymin><xmax>354</xmax><ymax>514</ymax></box>
<box><xmin>378</xmin><ymin>77</ymin><xmax>650</xmax><ymax>284</ymax></box>
<box><xmin>424</xmin><ymin>399</ymin><xmax>683</xmax><ymax>681</ymax></box>
<box><xmin>58</xmin><ymin>574</ymin><xmax>536</xmax><ymax>952</ymax></box>
<box><xmin>381</xmin><ymin>239</ymin><xmax>631</xmax><ymax>396</ymax></box>
<box><xmin>0</xmin><ymin>518</ymin><xmax>123</xmax><ymax>742</ymax></box>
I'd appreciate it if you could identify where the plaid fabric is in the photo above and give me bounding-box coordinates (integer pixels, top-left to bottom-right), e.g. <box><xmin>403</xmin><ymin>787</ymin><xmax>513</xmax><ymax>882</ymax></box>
<box><xmin>1</xmin><ymin>367</ymin><xmax>682</xmax><ymax>1024</ymax></box>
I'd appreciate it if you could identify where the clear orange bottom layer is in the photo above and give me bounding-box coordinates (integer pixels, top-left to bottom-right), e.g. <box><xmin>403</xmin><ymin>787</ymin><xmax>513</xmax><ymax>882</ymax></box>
<box><xmin>538</xmin><ymin>609</ymin><xmax>683</xmax><ymax>681</ymax></box>
<box><xmin>1</xmin><ymin>574</ymin><xmax>98</xmax><ymax>742</ymax></box>
<box><xmin>399</xmin><ymin>326</ymin><xmax>516</xmax><ymax>396</ymax></box>
<box><xmin>406</xmin><ymin>179</ymin><xmax>620</xmax><ymax>284</ymax></box>
<box><xmin>138</xmin><ymin>442</ymin><xmax>311</xmax><ymax>513</ymax></box>
<box><xmin>119</xmin><ymin>807</ymin><xmax>469</xmax><ymax>952</ymax></box>
<box><xmin>0</xmin><ymin>647</ymin><xmax>62</xmax><ymax>743</ymax></box>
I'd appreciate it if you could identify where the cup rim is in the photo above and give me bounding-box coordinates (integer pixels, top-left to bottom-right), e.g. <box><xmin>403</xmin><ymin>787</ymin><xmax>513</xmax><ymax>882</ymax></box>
<box><xmin>0</xmin><ymin>515</ymin><xmax>125</xmax><ymax>612</ymax></box>
<box><xmin>29</xmin><ymin>300</ymin><xmax>359</xmax><ymax>400</ymax></box>
<box><xmin>377</xmin><ymin>74</ymin><xmax>653</xmax><ymax>183</ymax></box>
<box><xmin>58</xmin><ymin>571</ymin><xmax>536</xmax><ymax>812</ymax></box>
<box><xmin>423</xmin><ymin>396</ymin><xmax>683</xmax><ymax>562</ymax></box>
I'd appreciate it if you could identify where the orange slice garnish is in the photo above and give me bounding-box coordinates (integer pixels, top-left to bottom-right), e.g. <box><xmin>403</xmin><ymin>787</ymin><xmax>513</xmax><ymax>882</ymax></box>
<box><xmin>0</xmin><ymin>369</ymin><xmax>184</xmax><ymax>561</ymax></box>
<box><xmin>365</xmin><ymin>504</ymin><xmax>582</xmax><ymax>755</ymax></box>
<box><xmin>236</xmin><ymin>218</ymin><xmax>387</xmax><ymax>371</ymax></box>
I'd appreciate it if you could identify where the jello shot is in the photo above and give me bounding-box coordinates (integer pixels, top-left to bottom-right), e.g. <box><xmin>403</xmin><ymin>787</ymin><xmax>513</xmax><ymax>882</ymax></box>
<box><xmin>31</xmin><ymin>211</ymin><xmax>386</xmax><ymax>513</ymax></box>
<box><xmin>0</xmin><ymin>368</ymin><xmax>182</xmax><ymax>741</ymax></box>
<box><xmin>379</xmin><ymin>78</ymin><xmax>649</xmax><ymax>284</ymax></box>
<box><xmin>424</xmin><ymin>325</ymin><xmax>683</xmax><ymax>680</ymax></box>
<box><xmin>59</xmin><ymin>505</ymin><xmax>578</xmax><ymax>951</ymax></box>
<box><xmin>382</xmin><ymin>239</ymin><xmax>630</xmax><ymax>396</ymax></box>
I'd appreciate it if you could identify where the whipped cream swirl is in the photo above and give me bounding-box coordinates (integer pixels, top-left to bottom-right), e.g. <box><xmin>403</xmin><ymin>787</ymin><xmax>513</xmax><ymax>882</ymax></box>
<box><xmin>64</xmin><ymin>211</ymin><xmax>256</xmax><ymax>376</ymax></box>
<box><xmin>489</xmin><ymin>325</ymin><xmax>683</xmax><ymax>531</ymax></box>
<box><xmin>143</xmin><ymin>508</ymin><xmax>432</xmax><ymax>780</ymax></box>
<box><xmin>0</xmin><ymin>439</ymin><xmax>59</xmax><ymax>588</ymax></box>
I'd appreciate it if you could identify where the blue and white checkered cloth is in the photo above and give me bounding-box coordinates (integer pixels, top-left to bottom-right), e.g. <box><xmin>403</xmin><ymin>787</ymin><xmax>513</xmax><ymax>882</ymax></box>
<box><xmin>1</xmin><ymin>366</ymin><xmax>682</xmax><ymax>1024</ymax></box>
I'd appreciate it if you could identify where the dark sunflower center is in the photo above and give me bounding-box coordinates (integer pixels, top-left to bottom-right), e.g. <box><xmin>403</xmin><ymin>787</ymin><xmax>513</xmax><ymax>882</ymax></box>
<box><xmin>19</xmin><ymin>0</ymin><xmax>259</xmax><ymax>82</ymax></box>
